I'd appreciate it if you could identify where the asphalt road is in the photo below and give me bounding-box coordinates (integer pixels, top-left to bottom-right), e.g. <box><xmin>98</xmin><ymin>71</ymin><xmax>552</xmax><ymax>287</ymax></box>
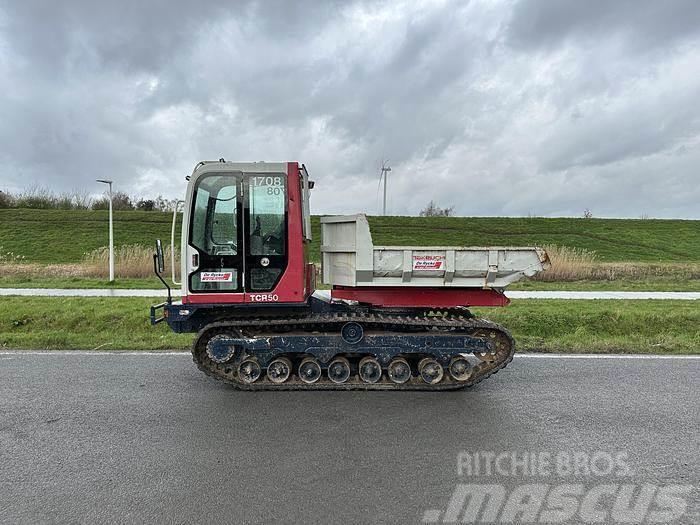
<box><xmin>1</xmin><ymin>352</ymin><xmax>698</xmax><ymax>524</ymax></box>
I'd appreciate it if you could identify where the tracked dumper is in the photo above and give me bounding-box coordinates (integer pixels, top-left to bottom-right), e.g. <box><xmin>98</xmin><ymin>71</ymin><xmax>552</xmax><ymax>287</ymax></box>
<box><xmin>151</xmin><ymin>161</ymin><xmax>549</xmax><ymax>390</ymax></box>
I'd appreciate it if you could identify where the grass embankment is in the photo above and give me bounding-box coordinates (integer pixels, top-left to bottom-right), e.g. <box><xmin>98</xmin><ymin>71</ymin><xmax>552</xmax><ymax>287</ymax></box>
<box><xmin>366</xmin><ymin>216</ymin><xmax>700</xmax><ymax>262</ymax></box>
<box><xmin>2</xmin><ymin>209</ymin><xmax>700</xmax><ymax>290</ymax></box>
<box><xmin>0</xmin><ymin>209</ymin><xmax>182</xmax><ymax>264</ymax></box>
<box><xmin>0</xmin><ymin>297</ymin><xmax>697</xmax><ymax>353</ymax></box>
<box><xmin>2</xmin><ymin>209</ymin><xmax>700</xmax><ymax>264</ymax></box>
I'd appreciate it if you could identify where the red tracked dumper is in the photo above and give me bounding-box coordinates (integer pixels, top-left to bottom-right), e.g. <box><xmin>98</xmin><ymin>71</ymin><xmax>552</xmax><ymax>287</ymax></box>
<box><xmin>151</xmin><ymin>161</ymin><xmax>549</xmax><ymax>390</ymax></box>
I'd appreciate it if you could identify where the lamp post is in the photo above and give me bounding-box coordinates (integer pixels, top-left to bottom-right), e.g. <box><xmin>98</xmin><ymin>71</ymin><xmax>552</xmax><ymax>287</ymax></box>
<box><xmin>96</xmin><ymin>179</ymin><xmax>114</xmax><ymax>282</ymax></box>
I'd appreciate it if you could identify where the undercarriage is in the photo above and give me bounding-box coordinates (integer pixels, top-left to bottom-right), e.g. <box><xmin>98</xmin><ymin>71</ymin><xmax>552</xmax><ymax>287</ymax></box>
<box><xmin>190</xmin><ymin>308</ymin><xmax>514</xmax><ymax>390</ymax></box>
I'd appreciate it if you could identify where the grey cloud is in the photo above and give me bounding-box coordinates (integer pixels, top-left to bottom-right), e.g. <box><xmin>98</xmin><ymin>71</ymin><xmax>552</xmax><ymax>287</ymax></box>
<box><xmin>508</xmin><ymin>0</ymin><xmax>700</xmax><ymax>52</ymax></box>
<box><xmin>0</xmin><ymin>0</ymin><xmax>699</xmax><ymax>218</ymax></box>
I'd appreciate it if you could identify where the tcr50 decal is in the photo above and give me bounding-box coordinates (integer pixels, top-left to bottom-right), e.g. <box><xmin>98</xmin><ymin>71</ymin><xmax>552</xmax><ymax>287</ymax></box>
<box><xmin>249</xmin><ymin>293</ymin><xmax>279</xmax><ymax>302</ymax></box>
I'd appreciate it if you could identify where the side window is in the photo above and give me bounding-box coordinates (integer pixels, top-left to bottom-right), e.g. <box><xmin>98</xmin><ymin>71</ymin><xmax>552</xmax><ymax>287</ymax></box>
<box><xmin>249</xmin><ymin>175</ymin><xmax>286</xmax><ymax>256</ymax></box>
<box><xmin>211</xmin><ymin>185</ymin><xmax>237</xmax><ymax>254</ymax></box>
<box><xmin>190</xmin><ymin>176</ymin><xmax>238</xmax><ymax>256</ymax></box>
<box><xmin>248</xmin><ymin>175</ymin><xmax>286</xmax><ymax>291</ymax></box>
<box><xmin>191</xmin><ymin>187</ymin><xmax>210</xmax><ymax>253</ymax></box>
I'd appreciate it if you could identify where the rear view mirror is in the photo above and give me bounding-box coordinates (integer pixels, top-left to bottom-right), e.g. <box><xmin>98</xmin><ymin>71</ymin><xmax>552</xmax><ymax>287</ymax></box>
<box><xmin>155</xmin><ymin>239</ymin><xmax>165</xmax><ymax>273</ymax></box>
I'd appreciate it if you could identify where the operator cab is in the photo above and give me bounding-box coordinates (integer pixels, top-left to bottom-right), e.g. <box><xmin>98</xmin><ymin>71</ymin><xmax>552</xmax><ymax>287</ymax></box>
<box><xmin>180</xmin><ymin>161</ymin><xmax>313</xmax><ymax>304</ymax></box>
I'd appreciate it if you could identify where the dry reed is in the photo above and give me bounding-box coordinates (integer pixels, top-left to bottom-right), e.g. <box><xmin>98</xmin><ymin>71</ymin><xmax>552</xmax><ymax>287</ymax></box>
<box><xmin>0</xmin><ymin>245</ymin><xmax>179</xmax><ymax>279</ymax></box>
<box><xmin>533</xmin><ymin>244</ymin><xmax>700</xmax><ymax>281</ymax></box>
<box><xmin>534</xmin><ymin>245</ymin><xmax>598</xmax><ymax>281</ymax></box>
<box><xmin>81</xmin><ymin>244</ymin><xmax>180</xmax><ymax>279</ymax></box>
<box><xmin>2</xmin><ymin>243</ymin><xmax>699</xmax><ymax>283</ymax></box>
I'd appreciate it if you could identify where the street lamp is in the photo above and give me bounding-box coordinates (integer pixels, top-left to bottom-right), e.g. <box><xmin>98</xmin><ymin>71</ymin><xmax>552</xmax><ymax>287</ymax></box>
<box><xmin>96</xmin><ymin>179</ymin><xmax>114</xmax><ymax>282</ymax></box>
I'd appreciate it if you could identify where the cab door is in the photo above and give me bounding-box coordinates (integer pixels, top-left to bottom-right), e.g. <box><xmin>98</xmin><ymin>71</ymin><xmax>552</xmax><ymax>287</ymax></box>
<box><xmin>188</xmin><ymin>172</ymin><xmax>244</xmax><ymax>294</ymax></box>
<box><xmin>244</xmin><ymin>174</ymin><xmax>288</xmax><ymax>293</ymax></box>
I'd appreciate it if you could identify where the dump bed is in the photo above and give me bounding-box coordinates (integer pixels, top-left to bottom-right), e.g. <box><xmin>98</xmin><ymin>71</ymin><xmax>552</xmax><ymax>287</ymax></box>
<box><xmin>321</xmin><ymin>214</ymin><xmax>549</xmax><ymax>289</ymax></box>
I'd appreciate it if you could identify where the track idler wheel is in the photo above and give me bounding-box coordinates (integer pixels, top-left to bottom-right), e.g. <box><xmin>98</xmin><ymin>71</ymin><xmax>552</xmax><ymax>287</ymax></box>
<box><xmin>418</xmin><ymin>358</ymin><xmax>444</xmax><ymax>385</ymax></box>
<box><xmin>266</xmin><ymin>357</ymin><xmax>292</xmax><ymax>384</ymax></box>
<box><xmin>327</xmin><ymin>357</ymin><xmax>351</xmax><ymax>384</ymax></box>
<box><xmin>387</xmin><ymin>358</ymin><xmax>411</xmax><ymax>384</ymax></box>
<box><xmin>238</xmin><ymin>358</ymin><xmax>262</xmax><ymax>384</ymax></box>
<box><xmin>449</xmin><ymin>356</ymin><xmax>472</xmax><ymax>382</ymax></box>
<box><xmin>341</xmin><ymin>322</ymin><xmax>364</xmax><ymax>344</ymax></box>
<box><xmin>358</xmin><ymin>356</ymin><xmax>382</xmax><ymax>384</ymax></box>
<box><xmin>298</xmin><ymin>357</ymin><xmax>322</xmax><ymax>384</ymax></box>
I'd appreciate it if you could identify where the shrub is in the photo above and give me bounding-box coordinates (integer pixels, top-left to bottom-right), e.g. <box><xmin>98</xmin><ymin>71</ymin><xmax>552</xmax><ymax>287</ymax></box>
<box><xmin>420</xmin><ymin>200</ymin><xmax>455</xmax><ymax>217</ymax></box>
<box><xmin>0</xmin><ymin>191</ymin><xmax>15</xmax><ymax>208</ymax></box>
<box><xmin>137</xmin><ymin>199</ymin><xmax>156</xmax><ymax>211</ymax></box>
<box><xmin>92</xmin><ymin>191</ymin><xmax>135</xmax><ymax>211</ymax></box>
<box><xmin>15</xmin><ymin>187</ymin><xmax>57</xmax><ymax>209</ymax></box>
<box><xmin>0</xmin><ymin>246</ymin><xmax>26</xmax><ymax>264</ymax></box>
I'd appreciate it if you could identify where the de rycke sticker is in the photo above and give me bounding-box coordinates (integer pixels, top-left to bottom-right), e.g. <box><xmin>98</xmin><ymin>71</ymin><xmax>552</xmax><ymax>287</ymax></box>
<box><xmin>412</xmin><ymin>255</ymin><xmax>445</xmax><ymax>271</ymax></box>
<box><xmin>200</xmin><ymin>271</ymin><xmax>234</xmax><ymax>282</ymax></box>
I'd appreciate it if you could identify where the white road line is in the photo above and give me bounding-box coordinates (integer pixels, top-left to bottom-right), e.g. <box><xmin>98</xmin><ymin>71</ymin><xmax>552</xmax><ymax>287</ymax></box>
<box><xmin>507</xmin><ymin>291</ymin><xmax>700</xmax><ymax>300</ymax></box>
<box><xmin>0</xmin><ymin>351</ymin><xmax>697</xmax><ymax>359</ymax></box>
<box><xmin>0</xmin><ymin>288</ymin><xmax>699</xmax><ymax>299</ymax></box>
<box><xmin>0</xmin><ymin>351</ymin><xmax>190</xmax><ymax>356</ymax></box>
<box><xmin>515</xmin><ymin>354</ymin><xmax>700</xmax><ymax>360</ymax></box>
<box><xmin>0</xmin><ymin>288</ymin><xmax>169</xmax><ymax>297</ymax></box>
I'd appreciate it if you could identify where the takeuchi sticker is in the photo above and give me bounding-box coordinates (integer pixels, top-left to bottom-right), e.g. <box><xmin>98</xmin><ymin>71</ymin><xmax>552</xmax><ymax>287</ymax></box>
<box><xmin>413</xmin><ymin>255</ymin><xmax>445</xmax><ymax>271</ymax></box>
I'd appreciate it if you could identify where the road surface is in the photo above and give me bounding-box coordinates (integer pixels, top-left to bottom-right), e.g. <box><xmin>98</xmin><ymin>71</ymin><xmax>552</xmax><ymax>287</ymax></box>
<box><xmin>1</xmin><ymin>352</ymin><xmax>698</xmax><ymax>524</ymax></box>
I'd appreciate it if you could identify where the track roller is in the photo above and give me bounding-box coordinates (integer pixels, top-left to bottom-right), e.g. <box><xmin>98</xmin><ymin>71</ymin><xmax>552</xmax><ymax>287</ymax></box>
<box><xmin>418</xmin><ymin>358</ymin><xmax>444</xmax><ymax>384</ymax></box>
<box><xmin>358</xmin><ymin>356</ymin><xmax>382</xmax><ymax>383</ymax></box>
<box><xmin>266</xmin><ymin>357</ymin><xmax>292</xmax><ymax>383</ymax></box>
<box><xmin>387</xmin><ymin>358</ymin><xmax>411</xmax><ymax>384</ymax></box>
<box><xmin>298</xmin><ymin>357</ymin><xmax>322</xmax><ymax>384</ymax></box>
<box><xmin>238</xmin><ymin>358</ymin><xmax>262</xmax><ymax>383</ymax></box>
<box><xmin>327</xmin><ymin>357</ymin><xmax>351</xmax><ymax>384</ymax></box>
<box><xmin>448</xmin><ymin>356</ymin><xmax>472</xmax><ymax>381</ymax></box>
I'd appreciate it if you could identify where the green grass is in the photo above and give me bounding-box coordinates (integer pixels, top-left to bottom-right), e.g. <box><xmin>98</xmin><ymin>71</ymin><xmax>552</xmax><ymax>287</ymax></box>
<box><xmin>0</xmin><ymin>209</ymin><xmax>182</xmax><ymax>264</ymax></box>
<box><xmin>364</xmin><ymin>216</ymin><xmax>700</xmax><ymax>263</ymax></box>
<box><xmin>510</xmin><ymin>278</ymin><xmax>700</xmax><ymax>292</ymax></box>
<box><xmin>0</xmin><ymin>297</ymin><xmax>190</xmax><ymax>350</ymax></box>
<box><xmin>0</xmin><ymin>276</ymin><xmax>166</xmax><ymax>289</ymax></box>
<box><xmin>1</xmin><ymin>297</ymin><xmax>697</xmax><ymax>353</ymax></box>
<box><xmin>474</xmin><ymin>299</ymin><xmax>700</xmax><ymax>354</ymax></box>
<box><xmin>1</xmin><ymin>275</ymin><xmax>699</xmax><ymax>292</ymax></box>
<box><xmin>2</xmin><ymin>209</ymin><xmax>700</xmax><ymax>264</ymax></box>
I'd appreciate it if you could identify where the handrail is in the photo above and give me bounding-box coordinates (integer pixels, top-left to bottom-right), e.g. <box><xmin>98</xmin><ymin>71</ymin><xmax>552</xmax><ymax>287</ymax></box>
<box><xmin>171</xmin><ymin>200</ymin><xmax>184</xmax><ymax>286</ymax></box>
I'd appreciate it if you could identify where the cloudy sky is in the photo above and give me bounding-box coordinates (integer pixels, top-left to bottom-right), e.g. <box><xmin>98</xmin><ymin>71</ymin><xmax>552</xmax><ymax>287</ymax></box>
<box><xmin>1</xmin><ymin>0</ymin><xmax>699</xmax><ymax>218</ymax></box>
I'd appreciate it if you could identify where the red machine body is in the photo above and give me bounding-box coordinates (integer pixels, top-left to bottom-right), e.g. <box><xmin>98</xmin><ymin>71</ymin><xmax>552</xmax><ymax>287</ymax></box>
<box><xmin>151</xmin><ymin>160</ymin><xmax>547</xmax><ymax>390</ymax></box>
<box><xmin>178</xmin><ymin>160</ymin><xmax>509</xmax><ymax>310</ymax></box>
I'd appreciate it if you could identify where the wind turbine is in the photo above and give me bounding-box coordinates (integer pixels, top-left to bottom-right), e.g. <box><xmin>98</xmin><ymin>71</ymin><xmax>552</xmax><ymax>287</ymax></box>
<box><xmin>378</xmin><ymin>160</ymin><xmax>392</xmax><ymax>216</ymax></box>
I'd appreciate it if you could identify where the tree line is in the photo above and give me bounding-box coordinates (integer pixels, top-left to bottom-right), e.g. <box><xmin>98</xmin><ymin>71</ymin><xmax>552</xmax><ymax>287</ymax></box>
<box><xmin>0</xmin><ymin>187</ymin><xmax>178</xmax><ymax>212</ymax></box>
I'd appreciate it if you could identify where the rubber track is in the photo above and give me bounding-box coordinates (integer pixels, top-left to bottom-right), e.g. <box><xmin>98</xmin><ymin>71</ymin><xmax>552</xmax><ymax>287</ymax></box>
<box><xmin>191</xmin><ymin>311</ymin><xmax>515</xmax><ymax>391</ymax></box>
